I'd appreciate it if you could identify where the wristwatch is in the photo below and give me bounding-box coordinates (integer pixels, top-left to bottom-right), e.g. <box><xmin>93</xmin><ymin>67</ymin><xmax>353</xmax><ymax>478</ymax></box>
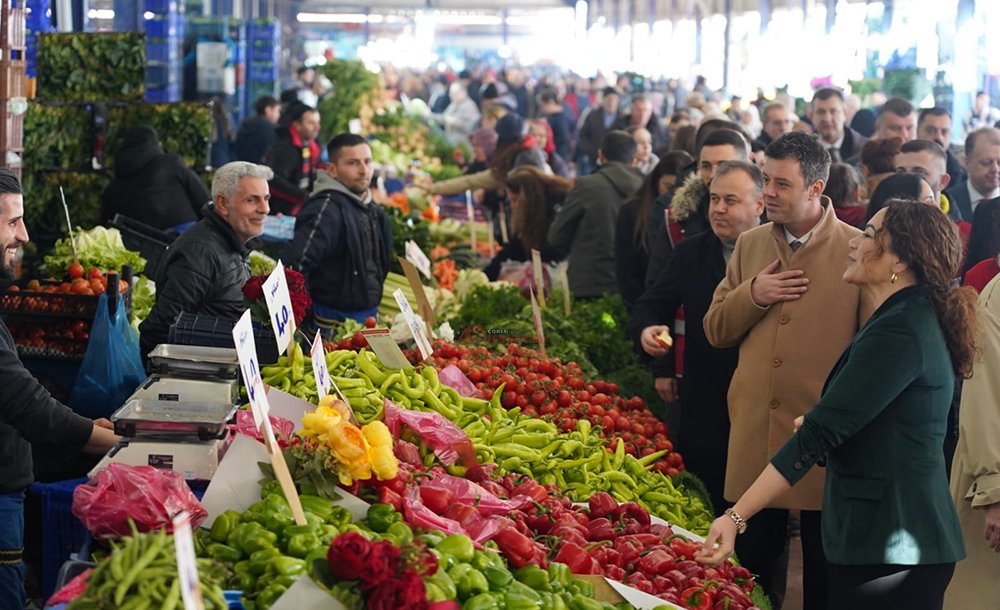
<box><xmin>724</xmin><ymin>508</ymin><xmax>748</xmax><ymax>534</ymax></box>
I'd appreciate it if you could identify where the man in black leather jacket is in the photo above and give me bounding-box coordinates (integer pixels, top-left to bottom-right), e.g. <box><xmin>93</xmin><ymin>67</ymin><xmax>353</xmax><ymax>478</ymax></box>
<box><xmin>138</xmin><ymin>162</ymin><xmax>273</xmax><ymax>357</ymax></box>
<box><xmin>283</xmin><ymin>133</ymin><xmax>392</xmax><ymax>334</ymax></box>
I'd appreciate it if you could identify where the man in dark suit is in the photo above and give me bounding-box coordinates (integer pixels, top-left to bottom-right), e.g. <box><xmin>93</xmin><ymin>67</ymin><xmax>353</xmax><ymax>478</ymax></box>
<box><xmin>918</xmin><ymin>107</ymin><xmax>966</xmax><ymax>187</ymax></box>
<box><xmin>758</xmin><ymin>101</ymin><xmax>795</xmax><ymax>146</ymax></box>
<box><xmin>946</xmin><ymin>127</ymin><xmax>1000</xmax><ymax>224</ymax></box>
<box><xmin>811</xmin><ymin>88</ymin><xmax>866</xmax><ymax>164</ymax></box>
<box><xmin>630</xmin><ymin>160</ymin><xmax>764</xmax><ymax>520</ymax></box>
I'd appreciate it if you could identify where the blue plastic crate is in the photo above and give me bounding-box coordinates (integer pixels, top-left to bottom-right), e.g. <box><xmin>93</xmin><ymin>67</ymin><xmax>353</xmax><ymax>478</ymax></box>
<box><xmin>249</xmin><ymin>44</ymin><xmax>277</xmax><ymax>62</ymax></box>
<box><xmin>146</xmin><ymin>86</ymin><xmax>181</xmax><ymax>103</ymax></box>
<box><xmin>145</xmin><ymin>0</ymin><xmax>179</xmax><ymax>13</ymax></box>
<box><xmin>248</xmin><ymin>64</ymin><xmax>277</xmax><ymax>82</ymax></box>
<box><xmin>146</xmin><ymin>14</ymin><xmax>183</xmax><ymax>38</ymax></box>
<box><xmin>146</xmin><ymin>40</ymin><xmax>180</xmax><ymax>63</ymax></box>
<box><xmin>224</xmin><ymin>591</ymin><xmax>245</xmax><ymax>609</ymax></box>
<box><xmin>30</xmin><ymin>478</ymin><xmax>88</xmax><ymax>599</ymax></box>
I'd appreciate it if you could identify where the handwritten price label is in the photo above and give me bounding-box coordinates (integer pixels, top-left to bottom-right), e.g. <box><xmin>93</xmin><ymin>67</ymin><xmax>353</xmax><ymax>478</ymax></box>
<box><xmin>232</xmin><ymin>310</ymin><xmax>275</xmax><ymax>444</ymax></box>
<box><xmin>263</xmin><ymin>261</ymin><xmax>296</xmax><ymax>355</ymax></box>
<box><xmin>311</xmin><ymin>329</ymin><xmax>330</xmax><ymax>400</ymax></box>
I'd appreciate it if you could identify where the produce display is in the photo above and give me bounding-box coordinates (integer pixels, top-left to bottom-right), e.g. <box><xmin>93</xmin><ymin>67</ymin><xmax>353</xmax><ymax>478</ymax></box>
<box><xmin>36</xmin><ymin>33</ymin><xmax>145</xmax><ymax>102</ymax></box>
<box><xmin>42</xmin><ymin>226</ymin><xmax>147</xmax><ymax>276</ymax></box>
<box><xmin>67</xmin><ymin>525</ymin><xmax>229</xmax><ymax>610</ymax></box>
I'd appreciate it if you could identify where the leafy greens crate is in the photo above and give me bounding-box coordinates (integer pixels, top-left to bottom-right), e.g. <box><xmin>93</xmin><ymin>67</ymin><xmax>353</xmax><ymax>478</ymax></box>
<box><xmin>103</xmin><ymin>101</ymin><xmax>212</xmax><ymax>170</ymax></box>
<box><xmin>22</xmin><ymin>170</ymin><xmax>109</xmax><ymax>237</ymax></box>
<box><xmin>36</xmin><ymin>33</ymin><xmax>145</xmax><ymax>102</ymax></box>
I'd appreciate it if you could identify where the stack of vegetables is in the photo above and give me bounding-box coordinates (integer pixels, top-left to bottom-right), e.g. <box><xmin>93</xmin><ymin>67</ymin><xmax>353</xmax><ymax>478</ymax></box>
<box><xmin>254</xmin><ymin>348</ymin><xmax>712</xmax><ymax>531</ymax></box>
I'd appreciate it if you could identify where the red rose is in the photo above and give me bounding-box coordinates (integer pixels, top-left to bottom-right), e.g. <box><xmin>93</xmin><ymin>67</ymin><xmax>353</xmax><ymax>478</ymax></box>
<box><xmin>289</xmin><ymin>292</ymin><xmax>312</xmax><ymax>326</ymax></box>
<box><xmin>285</xmin><ymin>268</ymin><xmax>307</xmax><ymax>293</ymax></box>
<box><xmin>366</xmin><ymin>569</ymin><xmax>428</xmax><ymax>610</ymax></box>
<box><xmin>326</xmin><ymin>532</ymin><xmax>373</xmax><ymax>581</ymax></box>
<box><xmin>242</xmin><ymin>275</ymin><xmax>265</xmax><ymax>301</ymax></box>
<box><xmin>359</xmin><ymin>540</ymin><xmax>402</xmax><ymax>590</ymax></box>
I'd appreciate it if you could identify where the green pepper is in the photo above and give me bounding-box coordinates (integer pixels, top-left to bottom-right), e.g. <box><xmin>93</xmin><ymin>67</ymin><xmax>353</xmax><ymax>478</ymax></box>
<box><xmin>427</xmin><ymin>568</ymin><xmax>458</xmax><ymax>600</ymax></box>
<box><xmin>505</xmin><ymin>591</ymin><xmax>542</xmax><ymax>610</ymax></box>
<box><xmin>436</xmin><ymin>534</ymin><xmax>475</xmax><ymax>563</ymax></box>
<box><xmin>448</xmin><ymin>562</ymin><xmax>474</xmax><ymax>583</ymax></box>
<box><xmin>266</xmin><ymin>512</ymin><xmax>295</xmax><ymax>533</ymax></box>
<box><xmin>193</xmin><ymin>528</ymin><xmax>210</xmax><ymax>557</ymax></box>
<box><xmin>230</xmin><ymin>523</ymin><xmax>278</xmax><ymax>555</ymax></box>
<box><xmin>568</xmin><ymin>594</ymin><xmax>604</xmax><ymax>610</ymax></box>
<box><xmin>515</xmin><ymin>565</ymin><xmax>551</xmax><ymax>592</ymax></box>
<box><xmin>317</xmin><ymin>524</ymin><xmax>340</xmax><ymax>545</ymax></box>
<box><xmin>233</xmin><ymin>561</ymin><xmax>257</xmax><ymax>591</ymax></box>
<box><xmin>271</xmin><ymin>556</ymin><xmax>306</xmax><ymax>577</ymax></box>
<box><xmin>420</xmin><ymin>532</ymin><xmax>445</xmax><ymax>547</ymax></box>
<box><xmin>542</xmin><ymin>592</ymin><xmax>569</xmax><ymax>610</ymax></box>
<box><xmin>259</xmin><ymin>480</ymin><xmax>284</xmax><ymax>499</ymax></box>
<box><xmin>205</xmin><ymin>542</ymin><xmax>243</xmax><ymax>563</ymax></box>
<box><xmin>365</xmin><ymin>503</ymin><xmax>402</xmax><ymax>532</ymax></box>
<box><xmin>568</xmin><ymin>577</ymin><xmax>594</xmax><ymax>598</ymax></box>
<box><xmin>241</xmin><ymin>501</ymin><xmax>269</xmax><ymax>525</ymax></box>
<box><xmin>506</xmin><ymin>580</ymin><xmax>542</xmax><ymax>602</ymax></box>
<box><xmin>457</xmin><ymin>568</ymin><xmax>490</xmax><ymax>599</ymax></box>
<box><xmin>209</xmin><ymin>510</ymin><xmax>242</xmax><ymax>543</ymax></box>
<box><xmin>326</xmin><ymin>505</ymin><xmax>352</xmax><ymax>527</ymax></box>
<box><xmin>386</xmin><ymin>521</ymin><xmax>413</xmax><ymax>546</ymax></box>
<box><xmin>282</xmin><ymin>523</ymin><xmax>319</xmax><ymax>540</ymax></box>
<box><xmin>257</xmin><ymin>583</ymin><xmax>288</xmax><ymax>608</ymax></box>
<box><xmin>248</xmin><ymin>548</ymin><xmax>282</xmax><ymax>575</ymax></box>
<box><xmin>472</xmin><ymin>549</ymin><xmax>504</xmax><ymax>571</ymax></box>
<box><xmin>426</xmin><ymin>582</ymin><xmax>447</xmax><ymax>603</ymax></box>
<box><xmin>462</xmin><ymin>592</ymin><xmax>503</xmax><ymax>610</ymax></box>
<box><xmin>482</xmin><ymin>566</ymin><xmax>513</xmax><ymax>591</ymax></box>
<box><xmin>547</xmin><ymin>562</ymin><xmax>571</xmax><ymax>588</ymax></box>
<box><xmin>286</xmin><ymin>533</ymin><xmax>320</xmax><ymax>558</ymax></box>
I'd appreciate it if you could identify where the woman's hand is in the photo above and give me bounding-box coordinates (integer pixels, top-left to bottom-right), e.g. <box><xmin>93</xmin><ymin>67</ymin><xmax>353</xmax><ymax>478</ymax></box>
<box><xmin>696</xmin><ymin>515</ymin><xmax>738</xmax><ymax>566</ymax></box>
<box><xmin>793</xmin><ymin>415</ymin><xmax>805</xmax><ymax>433</ymax></box>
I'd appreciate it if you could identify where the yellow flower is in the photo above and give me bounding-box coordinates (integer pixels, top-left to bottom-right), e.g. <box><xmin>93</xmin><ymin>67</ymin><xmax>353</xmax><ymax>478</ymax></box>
<box><xmin>327</xmin><ymin>421</ymin><xmax>370</xmax><ymax>465</ymax></box>
<box><xmin>362</xmin><ymin>421</ymin><xmax>393</xmax><ymax>448</ymax></box>
<box><xmin>348</xmin><ymin>458</ymin><xmax>373</xmax><ymax>482</ymax></box>
<box><xmin>369</xmin><ymin>445</ymin><xmax>398</xmax><ymax>481</ymax></box>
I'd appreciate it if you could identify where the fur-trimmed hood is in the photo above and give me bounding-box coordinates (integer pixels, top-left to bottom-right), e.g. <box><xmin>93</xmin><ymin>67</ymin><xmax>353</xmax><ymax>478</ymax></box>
<box><xmin>669</xmin><ymin>172</ymin><xmax>708</xmax><ymax>222</ymax></box>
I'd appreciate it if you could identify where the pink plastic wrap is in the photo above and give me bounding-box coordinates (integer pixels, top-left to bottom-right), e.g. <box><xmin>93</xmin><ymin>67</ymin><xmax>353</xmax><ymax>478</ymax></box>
<box><xmin>234</xmin><ymin>409</ymin><xmax>295</xmax><ymax>445</ymax></box>
<box><xmin>46</xmin><ymin>568</ymin><xmax>92</xmax><ymax>606</ymax></box>
<box><xmin>420</xmin><ymin>471</ymin><xmax>532</xmax><ymax>516</ymax></box>
<box><xmin>402</xmin><ymin>488</ymin><xmax>504</xmax><ymax>545</ymax></box>
<box><xmin>383</xmin><ymin>400</ymin><xmax>477</xmax><ymax>467</ymax></box>
<box><xmin>72</xmin><ymin>463</ymin><xmax>208</xmax><ymax>539</ymax></box>
<box><xmin>437</xmin><ymin>365</ymin><xmax>479</xmax><ymax>398</ymax></box>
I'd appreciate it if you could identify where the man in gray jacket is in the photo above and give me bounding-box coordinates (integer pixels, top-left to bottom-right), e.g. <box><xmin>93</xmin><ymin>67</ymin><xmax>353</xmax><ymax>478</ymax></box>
<box><xmin>547</xmin><ymin>130</ymin><xmax>642</xmax><ymax>297</ymax></box>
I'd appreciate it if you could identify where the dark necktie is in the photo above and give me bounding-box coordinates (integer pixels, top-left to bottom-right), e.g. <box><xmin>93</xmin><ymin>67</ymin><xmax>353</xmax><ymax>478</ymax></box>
<box><xmin>790</xmin><ymin>240</ymin><xmax>803</xmax><ymax>252</ymax></box>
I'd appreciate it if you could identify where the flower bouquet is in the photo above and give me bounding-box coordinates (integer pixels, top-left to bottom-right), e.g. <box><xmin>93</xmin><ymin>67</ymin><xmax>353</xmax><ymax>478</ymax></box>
<box><xmin>242</xmin><ymin>267</ymin><xmax>312</xmax><ymax>327</ymax></box>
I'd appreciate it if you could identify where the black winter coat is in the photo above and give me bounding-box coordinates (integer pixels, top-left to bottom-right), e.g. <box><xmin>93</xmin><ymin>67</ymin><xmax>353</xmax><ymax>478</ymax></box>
<box><xmin>234</xmin><ymin>116</ymin><xmax>277</xmax><ymax>164</ymax></box>
<box><xmin>0</xmin><ymin>318</ymin><xmax>94</xmax><ymax>493</ymax></box>
<box><xmin>101</xmin><ymin>136</ymin><xmax>210</xmax><ymax>231</ymax></box>
<box><xmin>283</xmin><ymin>180</ymin><xmax>393</xmax><ymax>312</ymax></box>
<box><xmin>138</xmin><ymin>204</ymin><xmax>251</xmax><ymax>356</ymax></box>
<box><xmin>628</xmin><ymin>230</ymin><xmax>738</xmax><ymax>513</ymax></box>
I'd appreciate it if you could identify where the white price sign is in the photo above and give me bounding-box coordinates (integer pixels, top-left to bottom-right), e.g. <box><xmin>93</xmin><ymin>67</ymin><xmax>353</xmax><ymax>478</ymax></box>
<box><xmin>263</xmin><ymin>261</ymin><xmax>295</xmax><ymax>355</ymax></box>
<box><xmin>393</xmin><ymin>288</ymin><xmax>433</xmax><ymax>360</ymax></box>
<box><xmin>310</xmin><ymin>329</ymin><xmax>331</xmax><ymax>400</ymax></box>
<box><xmin>172</xmin><ymin>511</ymin><xmax>205</xmax><ymax>610</ymax></box>
<box><xmin>232</xmin><ymin>310</ymin><xmax>275</xmax><ymax>446</ymax></box>
<box><xmin>405</xmin><ymin>240</ymin><xmax>432</xmax><ymax>280</ymax></box>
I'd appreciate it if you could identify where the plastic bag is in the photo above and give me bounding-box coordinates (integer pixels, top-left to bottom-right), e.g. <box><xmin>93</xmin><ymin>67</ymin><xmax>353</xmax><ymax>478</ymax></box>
<box><xmin>69</xmin><ymin>293</ymin><xmax>146</xmax><ymax>418</ymax></box>
<box><xmin>47</xmin><ymin>568</ymin><xmax>93</xmax><ymax>606</ymax></box>
<box><xmin>497</xmin><ymin>260</ymin><xmax>556</xmax><ymax>300</ymax></box>
<box><xmin>383</xmin><ymin>399</ymin><xmax>476</xmax><ymax>467</ymax></box>
<box><xmin>72</xmin><ymin>463</ymin><xmax>208</xmax><ymax>539</ymax></box>
<box><xmin>419</xmin><ymin>470</ymin><xmax>532</xmax><ymax>516</ymax></box>
<box><xmin>437</xmin><ymin>365</ymin><xmax>479</xmax><ymax>398</ymax></box>
<box><xmin>401</xmin><ymin>487</ymin><xmax>505</xmax><ymax>545</ymax></box>
<box><xmin>234</xmin><ymin>409</ymin><xmax>295</xmax><ymax>446</ymax></box>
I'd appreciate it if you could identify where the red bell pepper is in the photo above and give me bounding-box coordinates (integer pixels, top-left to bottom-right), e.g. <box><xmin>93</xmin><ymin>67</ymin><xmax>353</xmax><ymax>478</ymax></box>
<box><xmin>614</xmin><ymin>501</ymin><xmax>651</xmax><ymax>527</ymax></box>
<box><xmin>588</xmin><ymin>491</ymin><xmax>619</xmax><ymax>518</ymax></box>
<box><xmin>419</xmin><ymin>486</ymin><xmax>454</xmax><ymax>515</ymax></box>
<box><xmin>553</xmin><ymin>542</ymin><xmax>600</xmax><ymax>574</ymax></box>
<box><xmin>494</xmin><ymin>526</ymin><xmax>537</xmax><ymax>568</ymax></box>
<box><xmin>444</xmin><ymin>502</ymin><xmax>482</xmax><ymax>528</ymax></box>
<box><xmin>379</xmin><ymin>487</ymin><xmax>403</xmax><ymax>511</ymax></box>
<box><xmin>551</xmin><ymin>524</ymin><xmax>588</xmax><ymax>547</ymax></box>
<box><xmin>604</xmin><ymin>564</ymin><xmax>626</xmax><ymax>582</ymax></box>
<box><xmin>637</xmin><ymin>548</ymin><xmax>677</xmax><ymax>576</ymax></box>
<box><xmin>618</xmin><ymin>533</ymin><xmax>661</xmax><ymax>550</ymax></box>
<box><xmin>613</xmin><ymin>537</ymin><xmax>644</xmax><ymax>567</ymax></box>
<box><xmin>586</xmin><ymin>517</ymin><xmax>615</xmax><ymax>541</ymax></box>
<box><xmin>681</xmin><ymin>586</ymin><xmax>715</xmax><ymax>610</ymax></box>
<box><xmin>511</xmin><ymin>479</ymin><xmax>549</xmax><ymax>503</ymax></box>
<box><xmin>669</xmin><ymin>537</ymin><xmax>703</xmax><ymax>560</ymax></box>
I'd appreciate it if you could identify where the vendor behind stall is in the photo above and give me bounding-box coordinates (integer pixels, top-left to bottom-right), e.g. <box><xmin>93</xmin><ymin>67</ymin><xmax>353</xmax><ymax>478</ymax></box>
<box><xmin>138</xmin><ymin>162</ymin><xmax>273</xmax><ymax>358</ymax></box>
<box><xmin>283</xmin><ymin>133</ymin><xmax>392</xmax><ymax>332</ymax></box>
<box><xmin>0</xmin><ymin>169</ymin><xmax>119</xmax><ymax>609</ymax></box>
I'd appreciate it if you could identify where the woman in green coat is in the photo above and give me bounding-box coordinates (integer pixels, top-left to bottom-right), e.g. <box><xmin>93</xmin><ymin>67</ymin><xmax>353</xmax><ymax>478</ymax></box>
<box><xmin>699</xmin><ymin>201</ymin><xmax>979</xmax><ymax>609</ymax></box>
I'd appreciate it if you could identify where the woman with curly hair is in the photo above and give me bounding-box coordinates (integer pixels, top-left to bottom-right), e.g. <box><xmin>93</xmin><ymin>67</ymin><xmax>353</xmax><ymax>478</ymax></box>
<box><xmin>482</xmin><ymin>166</ymin><xmax>572</xmax><ymax>281</ymax></box>
<box><xmin>701</xmin><ymin>201</ymin><xmax>978</xmax><ymax>609</ymax></box>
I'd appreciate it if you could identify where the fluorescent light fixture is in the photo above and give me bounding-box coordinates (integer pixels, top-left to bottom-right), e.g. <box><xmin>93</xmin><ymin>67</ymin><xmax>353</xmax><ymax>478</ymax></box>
<box><xmin>298</xmin><ymin>12</ymin><xmax>372</xmax><ymax>24</ymax></box>
<box><xmin>143</xmin><ymin>11</ymin><xmax>154</xmax><ymax>19</ymax></box>
<box><xmin>87</xmin><ymin>8</ymin><xmax>114</xmax><ymax>19</ymax></box>
<box><xmin>431</xmin><ymin>14</ymin><xmax>503</xmax><ymax>26</ymax></box>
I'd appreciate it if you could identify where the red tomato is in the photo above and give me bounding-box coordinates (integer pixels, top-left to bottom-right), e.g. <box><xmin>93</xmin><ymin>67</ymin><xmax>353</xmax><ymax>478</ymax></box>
<box><xmin>68</xmin><ymin>262</ymin><xmax>84</xmax><ymax>279</ymax></box>
<box><xmin>364</xmin><ymin>316</ymin><xmax>377</xmax><ymax>328</ymax></box>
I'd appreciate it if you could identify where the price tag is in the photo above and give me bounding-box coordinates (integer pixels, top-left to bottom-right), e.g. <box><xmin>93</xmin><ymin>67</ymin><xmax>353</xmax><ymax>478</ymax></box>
<box><xmin>232</xmin><ymin>310</ymin><xmax>307</xmax><ymax>526</ymax></box>
<box><xmin>310</xmin><ymin>329</ymin><xmax>330</xmax><ymax>400</ymax></box>
<box><xmin>405</xmin><ymin>240</ymin><xmax>433</xmax><ymax>280</ymax></box>
<box><xmin>394</xmin><ymin>288</ymin><xmax>433</xmax><ymax>360</ymax></box>
<box><xmin>232</xmin><ymin>310</ymin><xmax>272</xmax><ymax>430</ymax></box>
<box><xmin>360</xmin><ymin>328</ymin><xmax>412</xmax><ymax>369</ymax></box>
<box><xmin>172</xmin><ymin>511</ymin><xmax>205</xmax><ymax>610</ymax></box>
<box><xmin>530</xmin><ymin>287</ymin><xmax>546</xmax><ymax>359</ymax></box>
<box><xmin>398</xmin><ymin>257</ymin><xmax>436</xmax><ymax>331</ymax></box>
<box><xmin>531</xmin><ymin>248</ymin><xmax>546</xmax><ymax>309</ymax></box>
<box><xmin>262</xmin><ymin>261</ymin><xmax>296</xmax><ymax>356</ymax></box>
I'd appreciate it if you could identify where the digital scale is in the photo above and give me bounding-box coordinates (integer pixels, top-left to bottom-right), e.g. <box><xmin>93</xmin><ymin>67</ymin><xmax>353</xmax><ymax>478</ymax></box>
<box><xmin>91</xmin><ymin>345</ymin><xmax>242</xmax><ymax>481</ymax></box>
